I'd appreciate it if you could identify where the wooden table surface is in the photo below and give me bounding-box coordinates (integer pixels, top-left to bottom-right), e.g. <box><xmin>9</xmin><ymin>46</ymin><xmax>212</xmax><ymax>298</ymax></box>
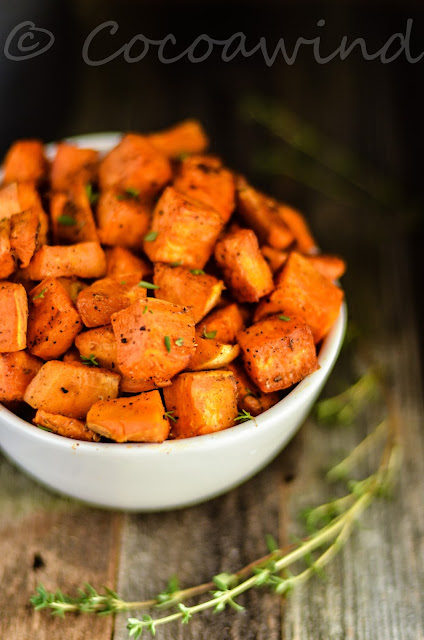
<box><xmin>1</xmin><ymin>3</ymin><xmax>424</xmax><ymax>637</ymax></box>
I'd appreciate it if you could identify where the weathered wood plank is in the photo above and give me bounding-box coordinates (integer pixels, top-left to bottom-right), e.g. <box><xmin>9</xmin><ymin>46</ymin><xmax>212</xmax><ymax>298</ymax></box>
<box><xmin>0</xmin><ymin>456</ymin><xmax>122</xmax><ymax>640</ymax></box>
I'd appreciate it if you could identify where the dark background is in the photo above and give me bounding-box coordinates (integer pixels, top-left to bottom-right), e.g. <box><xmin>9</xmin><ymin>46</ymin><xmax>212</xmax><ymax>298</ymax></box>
<box><xmin>1</xmin><ymin>0</ymin><xmax>423</xmax><ymax>355</ymax></box>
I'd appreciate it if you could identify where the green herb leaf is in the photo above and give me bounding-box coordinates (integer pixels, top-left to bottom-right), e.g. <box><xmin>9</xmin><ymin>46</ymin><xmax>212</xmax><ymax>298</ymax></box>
<box><xmin>202</xmin><ymin>327</ymin><xmax>217</xmax><ymax>339</ymax></box>
<box><xmin>278</xmin><ymin>315</ymin><xmax>291</xmax><ymax>322</ymax></box>
<box><xmin>177</xmin><ymin>151</ymin><xmax>190</xmax><ymax>161</ymax></box>
<box><xmin>138</xmin><ymin>281</ymin><xmax>160</xmax><ymax>290</ymax></box>
<box><xmin>57</xmin><ymin>215</ymin><xmax>77</xmax><ymax>226</ymax></box>
<box><xmin>85</xmin><ymin>183</ymin><xmax>99</xmax><ymax>205</ymax></box>
<box><xmin>144</xmin><ymin>231</ymin><xmax>158</xmax><ymax>242</ymax></box>
<box><xmin>190</xmin><ymin>269</ymin><xmax>205</xmax><ymax>275</ymax></box>
<box><xmin>143</xmin><ymin>305</ymin><xmax>148</xmax><ymax>315</ymax></box>
<box><xmin>32</xmin><ymin>288</ymin><xmax>47</xmax><ymax>301</ymax></box>
<box><xmin>116</xmin><ymin>188</ymin><xmax>140</xmax><ymax>201</ymax></box>
<box><xmin>235</xmin><ymin>410</ymin><xmax>254</xmax><ymax>422</ymax></box>
<box><xmin>164</xmin><ymin>410</ymin><xmax>177</xmax><ymax>422</ymax></box>
<box><xmin>80</xmin><ymin>354</ymin><xmax>99</xmax><ymax>367</ymax></box>
<box><xmin>120</xmin><ymin>280</ymin><xmax>127</xmax><ymax>285</ymax></box>
<box><xmin>175</xmin><ymin>337</ymin><xmax>184</xmax><ymax>347</ymax></box>
<box><xmin>164</xmin><ymin>336</ymin><xmax>171</xmax><ymax>352</ymax></box>
<box><xmin>169</xmin><ymin>261</ymin><xmax>182</xmax><ymax>267</ymax></box>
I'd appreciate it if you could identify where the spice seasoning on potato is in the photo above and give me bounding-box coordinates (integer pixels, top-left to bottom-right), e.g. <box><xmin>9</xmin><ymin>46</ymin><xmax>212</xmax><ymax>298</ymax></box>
<box><xmin>237</xmin><ymin>315</ymin><xmax>319</xmax><ymax>393</ymax></box>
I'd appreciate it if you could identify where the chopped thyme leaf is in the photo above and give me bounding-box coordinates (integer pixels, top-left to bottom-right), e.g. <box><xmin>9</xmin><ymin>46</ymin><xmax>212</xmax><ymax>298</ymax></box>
<box><xmin>235</xmin><ymin>410</ymin><xmax>254</xmax><ymax>422</ymax></box>
<box><xmin>175</xmin><ymin>337</ymin><xmax>184</xmax><ymax>346</ymax></box>
<box><xmin>120</xmin><ymin>280</ymin><xmax>127</xmax><ymax>285</ymax></box>
<box><xmin>202</xmin><ymin>327</ymin><xmax>217</xmax><ymax>339</ymax></box>
<box><xmin>138</xmin><ymin>281</ymin><xmax>160</xmax><ymax>289</ymax></box>
<box><xmin>169</xmin><ymin>261</ymin><xmax>182</xmax><ymax>267</ymax></box>
<box><xmin>278</xmin><ymin>315</ymin><xmax>291</xmax><ymax>322</ymax></box>
<box><xmin>57</xmin><ymin>215</ymin><xmax>77</xmax><ymax>226</ymax></box>
<box><xmin>80</xmin><ymin>354</ymin><xmax>99</xmax><ymax>367</ymax></box>
<box><xmin>190</xmin><ymin>269</ymin><xmax>205</xmax><ymax>275</ymax></box>
<box><xmin>116</xmin><ymin>188</ymin><xmax>140</xmax><ymax>201</ymax></box>
<box><xmin>164</xmin><ymin>410</ymin><xmax>177</xmax><ymax>422</ymax></box>
<box><xmin>143</xmin><ymin>305</ymin><xmax>148</xmax><ymax>315</ymax></box>
<box><xmin>32</xmin><ymin>288</ymin><xmax>47</xmax><ymax>301</ymax></box>
<box><xmin>85</xmin><ymin>183</ymin><xmax>99</xmax><ymax>205</ymax></box>
<box><xmin>164</xmin><ymin>335</ymin><xmax>171</xmax><ymax>353</ymax></box>
<box><xmin>144</xmin><ymin>231</ymin><xmax>158</xmax><ymax>242</ymax></box>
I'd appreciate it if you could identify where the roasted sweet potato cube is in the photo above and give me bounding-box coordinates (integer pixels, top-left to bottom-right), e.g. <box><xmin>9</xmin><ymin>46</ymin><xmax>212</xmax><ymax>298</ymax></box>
<box><xmin>143</xmin><ymin>186</ymin><xmax>224</xmax><ymax>269</ymax></box>
<box><xmin>111</xmin><ymin>298</ymin><xmax>196</xmax><ymax>386</ymax></box>
<box><xmin>3</xmin><ymin>140</ymin><xmax>46</xmax><ymax>185</ymax></box>
<box><xmin>163</xmin><ymin>370</ymin><xmax>238</xmax><ymax>438</ymax></box>
<box><xmin>99</xmin><ymin>134</ymin><xmax>172</xmax><ymax>197</ymax></box>
<box><xmin>50</xmin><ymin>143</ymin><xmax>99</xmax><ymax>192</ymax></box>
<box><xmin>214</xmin><ymin>228</ymin><xmax>274</xmax><ymax>303</ymax></box>
<box><xmin>23</xmin><ymin>360</ymin><xmax>120</xmax><ymax>419</ymax></box>
<box><xmin>226</xmin><ymin>360</ymin><xmax>280</xmax><ymax>417</ymax></box>
<box><xmin>26</xmin><ymin>242</ymin><xmax>106</xmax><ymax>280</ymax></box>
<box><xmin>254</xmin><ymin>252</ymin><xmax>344</xmax><ymax>343</ymax></box>
<box><xmin>105</xmin><ymin>247</ymin><xmax>151</xmax><ymax>280</ymax></box>
<box><xmin>0</xmin><ymin>183</ymin><xmax>22</xmax><ymax>219</ymax></box>
<box><xmin>97</xmin><ymin>188</ymin><xmax>151</xmax><ymax>248</ymax></box>
<box><xmin>153</xmin><ymin>263</ymin><xmax>224</xmax><ymax>323</ymax></box>
<box><xmin>0</xmin><ymin>351</ymin><xmax>42</xmax><ymax>402</ymax></box>
<box><xmin>187</xmin><ymin>331</ymin><xmax>239</xmax><ymax>371</ymax></box>
<box><xmin>76</xmin><ymin>276</ymin><xmax>147</xmax><ymax>328</ymax></box>
<box><xmin>10</xmin><ymin>209</ymin><xmax>40</xmax><ymax>268</ymax></box>
<box><xmin>27</xmin><ymin>278</ymin><xmax>83</xmax><ymax>359</ymax></box>
<box><xmin>147</xmin><ymin>119</ymin><xmax>209</xmax><ymax>158</ymax></box>
<box><xmin>87</xmin><ymin>391</ymin><xmax>170</xmax><ymax>443</ymax></box>
<box><xmin>0</xmin><ymin>218</ymin><xmax>15</xmax><ymax>279</ymax></box>
<box><xmin>236</xmin><ymin>178</ymin><xmax>295</xmax><ymax>250</ymax></box>
<box><xmin>50</xmin><ymin>183</ymin><xmax>98</xmax><ymax>244</ymax></box>
<box><xmin>237</xmin><ymin>315</ymin><xmax>319</xmax><ymax>393</ymax></box>
<box><xmin>276</xmin><ymin>204</ymin><xmax>316</xmax><ymax>254</ymax></box>
<box><xmin>0</xmin><ymin>282</ymin><xmax>28</xmax><ymax>352</ymax></box>
<box><xmin>200</xmin><ymin>303</ymin><xmax>245</xmax><ymax>344</ymax></box>
<box><xmin>306</xmin><ymin>254</ymin><xmax>346</xmax><ymax>281</ymax></box>
<box><xmin>0</xmin><ymin>182</ymin><xmax>49</xmax><ymax>246</ymax></box>
<box><xmin>261</xmin><ymin>246</ymin><xmax>289</xmax><ymax>274</ymax></box>
<box><xmin>173</xmin><ymin>155</ymin><xmax>235</xmax><ymax>222</ymax></box>
<box><xmin>34</xmin><ymin>409</ymin><xmax>100</xmax><ymax>441</ymax></box>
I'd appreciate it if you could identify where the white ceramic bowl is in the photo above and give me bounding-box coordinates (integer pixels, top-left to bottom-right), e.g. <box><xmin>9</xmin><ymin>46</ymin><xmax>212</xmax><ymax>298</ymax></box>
<box><xmin>0</xmin><ymin>133</ymin><xmax>347</xmax><ymax>511</ymax></box>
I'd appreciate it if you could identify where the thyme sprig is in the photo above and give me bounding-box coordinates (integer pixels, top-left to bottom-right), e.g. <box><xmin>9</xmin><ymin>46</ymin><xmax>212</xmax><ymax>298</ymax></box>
<box><xmin>31</xmin><ymin>368</ymin><xmax>401</xmax><ymax>637</ymax></box>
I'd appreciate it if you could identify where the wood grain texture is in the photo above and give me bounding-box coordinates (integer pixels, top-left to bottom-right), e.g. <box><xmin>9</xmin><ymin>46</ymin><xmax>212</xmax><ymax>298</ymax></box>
<box><xmin>0</xmin><ymin>456</ymin><xmax>122</xmax><ymax>640</ymax></box>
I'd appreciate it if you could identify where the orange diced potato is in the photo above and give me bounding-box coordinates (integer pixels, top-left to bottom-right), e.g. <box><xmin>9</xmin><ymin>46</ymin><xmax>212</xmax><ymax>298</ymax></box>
<box><xmin>75</xmin><ymin>326</ymin><xmax>159</xmax><ymax>393</ymax></box>
<box><xmin>163</xmin><ymin>370</ymin><xmax>238</xmax><ymax>438</ymax></box>
<box><xmin>0</xmin><ymin>218</ymin><xmax>15</xmax><ymax>279</ymax></box>
<box><xmin>76</xmin><ymin>276</ymin><xmax>146</xmax><ymax>328</ymax></box>
<box><xmin>50</xmin><ymin>183</ymin><xmax>98</xmax><ymax>244</ymax></box>
<box><xmin>173</xmin><ymin>155</ymin><xmax>235</xmax><ymax>221</ymax></box>
<box><xmin>306</xmin><ymin>254</ymin><xmax>346</xmax><ymax>281</ymax></box>
<box><xmin>23</xmin><ymin>360</ymin><xmax>120</xmax><ymax>419</ymax></box>
<box><xmin>187</xmin><ymin>331</ymin><xmax>239</xmax><ymax>371</ymax></box>
<box><xmin>0</xmin><ymin>182</ymin><xmax>49</xmax><ymax>246</ymax></box>
<box><xmin>143</xmin><ymin>186</ymin><xmax>224</xmax><ymax>269</ymax></box>
<box><xmin>28</xmin><ymin>278</ymin><xmax>82</xmax><ymax>359</ymax></box>
<box><xmin>50</xmin><ymin>143</ymin><xmax>99</xmax><ymax>192</ymax></box>
<box><xmin>105</xmin><ymin>247</ymin><xmax>151</xmax><ymax>280</ymax></box>
<box><xmin>3</xmin><ymin>140</ymin><xmax>46</xmax><ymax>185</ymax></box>
<box><xmin>237</xmin><ymin>315</ymin><xmax>319</xmax><ymax>393</ymax></box>
<box><xmin>34</xmin><ymin>409</ymin><xmax>100</xmax><ymax>441</ymax></box>
<box><xmin>277</xmin><ymin>204</ymin><xmax>317</xmax><ymax>254</ymax></box>
<box><xmin>214</xmin><ymin>228</ymin><xmax>274</xmax><ymax>303</ymax></box>
<box><xmin>97</xmin><ymin>188</ymin><xmax>151</xmax><ymax>248</ymax></box>
<box><xmin>10</xmin><ymin>209</ymin><xmax>40</xmax><ymax>268</ymax></box>
<box><xmin>153</xmin><ymin>263</ymin><xmax>224</xmax><ymax>323</ymax></box>
<box><xmin>255</xmin><ymin>252</ymin><xmax>344</xmax><ymax>343</ymax></box>
<box><xmin>26</xmin><ymin>242</ymin><xmax>106</xmax><ymax>280</ymax></box>
<box><xmin>200</xmin><ymin>303</ymin><xmax>245</xmax><ymax>344</ymax></box>
<box><xmin>87</xmin><ymin>391</ymin><xmax>170</xmax><ymax>443</ymax></box>
<box><xmin>99</xmin><ymin>134</ymin><xmax>172</xmax><ymax>197</ymax></box>
<box><xmin>147</xmin><ymin>119</ymin><xmax>209</xmax><ymax>158</ymax></box>
<box><xmin>236</xmin><ymin>178</ymin><xmax>295</xmax><ymax>249</ymax></box>
<box><xmin>0</xmin><ymin>282</ymin><xmax>28</xmax><ymax>352</ymax></box>
<box><xmin>111</xmin><ymin>297</ymin><xmax>196</xmax><ymax>387</ymax></box>
<box><xmin>0</xmin><ymin>351</ymin><xmax>42</xmax><ymax>402</ymax></box>
<box><xmin>226</xmin><ymin>360</ymin><xmax>280</xmax><ymax>417</ymax></box>
<box><xmin>261</xmin><ymin>246</ymin><xmax>289</xmax><ymax>274</ymax></box>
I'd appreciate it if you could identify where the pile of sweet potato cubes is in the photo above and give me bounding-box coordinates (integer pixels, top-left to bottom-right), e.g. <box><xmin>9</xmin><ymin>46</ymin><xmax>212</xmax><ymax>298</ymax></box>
<box><xmin>0</xmin><ymin>121</ymin><xmax>345</xmax><ymax>443</ymax></box>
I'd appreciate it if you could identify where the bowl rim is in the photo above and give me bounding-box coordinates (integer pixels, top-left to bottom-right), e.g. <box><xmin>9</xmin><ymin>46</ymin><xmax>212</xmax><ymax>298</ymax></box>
<box><xmin>0</xmin><ymin>131</ymin><xmax>347</xmax><ymax>457</ymax></box>
<box><xmin>0</xmin><ymin>304</ymin><xmax>347</xmax><ymax>456</ymax></box>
